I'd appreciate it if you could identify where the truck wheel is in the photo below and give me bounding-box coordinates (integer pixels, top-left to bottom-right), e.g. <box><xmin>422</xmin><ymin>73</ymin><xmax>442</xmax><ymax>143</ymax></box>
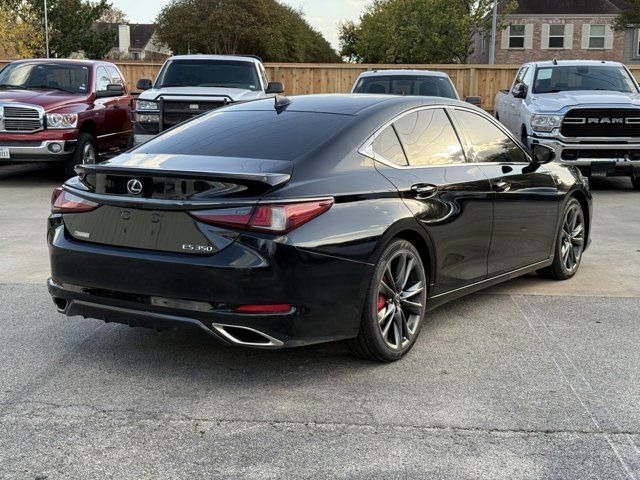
<box><xmin>520</xmin><ymin>127</ymin><xmax>529</xmax><ymax>149</ymax></box>
<box><xmin>632</xmin><ymin>176</ymin><xmax>640</xmax><ymax>191</ymax></box>
<box><xmin>63</xmin><ymin>132</ymin><xmax>97</xmax><ymax>178</ymax></box>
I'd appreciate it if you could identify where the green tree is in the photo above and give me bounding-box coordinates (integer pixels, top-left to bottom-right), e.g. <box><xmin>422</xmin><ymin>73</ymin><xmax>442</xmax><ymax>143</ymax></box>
<box><xmin>0</xmin><ymin>4</ymin><xmax>44</xmax><ymax>57</ymax></box>
<box><xmin>156</xmin><ymin>0</ymin><xmax>341</xmax><ymax>62</ymax></box>
<box><xmin>613</xmin><ymin>0</ymin><xmax>640</xmax><ymax>30</ymax></box>
<box><xmin>339</xmin><ymin>0</ymin><xmax>516</xmax><ymax>64</ymax></box>
<box><xmin>0</xmin><ymin>0</ymin><xmax>114</xmax><ymax>58</ymax></box>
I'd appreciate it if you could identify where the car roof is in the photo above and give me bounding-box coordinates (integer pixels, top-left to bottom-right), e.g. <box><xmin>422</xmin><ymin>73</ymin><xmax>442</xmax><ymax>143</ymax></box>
<box><xmin>167</xmin><ymin>54</ymin><xmax>259</xmax><ymax>64</ymax></box>
<box><xmin>530</xmin><ymin>60</ymin><xmax>625</xmax><ymax>67</ymax></box>
<box><xmin>9</xmin><ymin>58</ymin><xmax>103</xmax><ymax>67</ymax></box>
<box><xmin>227</xmin><ymin>93</ymin><xmax>470</xmax><ymax>116</ymax></box>
<box><xmin>357</xmin><ymin>69</ymin><xmax>451</xmax><ymax>79</ymax></box>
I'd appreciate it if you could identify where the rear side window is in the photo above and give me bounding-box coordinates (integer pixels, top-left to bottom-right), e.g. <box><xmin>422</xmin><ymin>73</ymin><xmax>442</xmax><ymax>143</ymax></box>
<box><xmin>393</xmin><ymin>109</ymin><xmax>465</xmax><ymax>166</ymax></box>
<box><xmin>137</xmin><ymin>110</ymin><xmax>352</xmax><ymax>161</ymax></box>
<box><xmin>371</xmin><ymin>126</ymin><xmax>408</xmax><ymax>166</ymax></box>
<box><xmin>454</xmin><ymin>110</ymin><xmax>526</xmax><ymax>163</ymax></box>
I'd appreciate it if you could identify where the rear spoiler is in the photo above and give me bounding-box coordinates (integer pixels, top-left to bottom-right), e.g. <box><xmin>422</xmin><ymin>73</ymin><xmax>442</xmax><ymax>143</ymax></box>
<box><xmin>75</xmin><ymin>163</ymin><xmax>291</xmax><ymax>188</ymax></box>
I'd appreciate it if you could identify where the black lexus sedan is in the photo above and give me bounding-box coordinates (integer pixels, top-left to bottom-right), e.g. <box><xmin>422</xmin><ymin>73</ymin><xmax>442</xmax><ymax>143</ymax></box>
<box><xmin>47</xmin><ymin>94</ymin><xmax>592</xmax><ymax>361</ymax></box>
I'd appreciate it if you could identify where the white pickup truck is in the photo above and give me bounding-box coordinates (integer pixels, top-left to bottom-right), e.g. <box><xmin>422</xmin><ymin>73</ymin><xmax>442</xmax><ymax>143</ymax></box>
<box><xmin>132</xmin><ymin>54</ymin><xmax>284</xmax><ymax>145</ymax></box>
<box><xmin>494</xmin><ymin>60</ymin><xmax>640</xmax><ymax>189</ymax></box>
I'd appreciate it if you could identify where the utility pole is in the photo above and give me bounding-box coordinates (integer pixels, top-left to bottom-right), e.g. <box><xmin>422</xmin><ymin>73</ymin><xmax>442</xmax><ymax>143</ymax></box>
<box><xmin>44</xmin><ymin>0</ymin><xmax>50</xmax><ymax>58</ymax></box>
<box><xmin>488</xmin><ymin>0</ymin><xmax>498</xmax><ymax>64</ymax></box>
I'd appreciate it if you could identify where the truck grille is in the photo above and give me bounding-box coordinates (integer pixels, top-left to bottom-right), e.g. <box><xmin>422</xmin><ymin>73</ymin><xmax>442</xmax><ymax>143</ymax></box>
<box><xmin>1</xmin><ymin>105</ymin><xmax>43</xmax><ymax>133</ymax></box>
<box><xmin>561</xmin><ymin>108</ymin><xmax>640</xmax><ymax>138</ymax></box>
<box><xmin>160</xmin><ymin>100</ymin><xmax>227</xmax><ymax>130</ymax></box>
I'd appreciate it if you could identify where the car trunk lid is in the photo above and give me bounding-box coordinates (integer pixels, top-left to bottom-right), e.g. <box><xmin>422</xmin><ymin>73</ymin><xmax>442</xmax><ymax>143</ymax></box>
<box><xmin>63</xmin><ymin>153</ymin><xmax>292</xmax><ymax>254</ymax></box>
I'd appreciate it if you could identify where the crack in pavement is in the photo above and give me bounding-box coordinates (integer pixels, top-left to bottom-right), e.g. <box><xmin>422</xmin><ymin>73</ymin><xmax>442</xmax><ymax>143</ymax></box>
<box><xmin>1</xmin><ymin>399</ymin><xmax>639</xmax><ymax>438</ymax></box>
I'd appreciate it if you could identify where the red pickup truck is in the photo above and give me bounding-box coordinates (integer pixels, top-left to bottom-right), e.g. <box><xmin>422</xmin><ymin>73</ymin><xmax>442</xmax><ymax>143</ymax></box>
<box><xmin>0</xmin><ymin>59</ymin><xmax>131</xmax><ymax>176</ymax></box>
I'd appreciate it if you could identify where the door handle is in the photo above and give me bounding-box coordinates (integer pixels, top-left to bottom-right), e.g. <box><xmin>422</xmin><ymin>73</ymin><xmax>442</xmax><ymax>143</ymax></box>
<box><xmin>411</xmin><ymin>183</ymin><xmax>438</xmax><ymax>199</ymax></box>
<box><xmin>493</xmin><ymin>180</ymin><xmax>511</xmax><ymax>192</ymax></box>
<box><xmin>113</xmin><ymin>104</ymin><xmax>120</xmax><ymax>109</ymax></box>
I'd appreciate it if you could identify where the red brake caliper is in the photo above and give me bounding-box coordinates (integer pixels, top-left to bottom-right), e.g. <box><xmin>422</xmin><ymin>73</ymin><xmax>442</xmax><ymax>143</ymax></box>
<box><xmin>377</xmin><ymin>294</ymin><xmax>386</xmax><ymax>311</ymax></box>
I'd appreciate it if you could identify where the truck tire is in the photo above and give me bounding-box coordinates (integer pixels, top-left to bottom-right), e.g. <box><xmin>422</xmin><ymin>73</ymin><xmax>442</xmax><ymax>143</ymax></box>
<box><xmin>520</xmin><ymin>126</ymin><xmax>529</xmax><ymax>149</ymax></box>
<box><xmin>632</xmin><ymin>176</ymin><xmax>640</xmax><ymax>191</ymax></box>
<box><xmin>63</xmin><ymin>132</ymin><xmax>97</xmax><ymax>178</ymax></box>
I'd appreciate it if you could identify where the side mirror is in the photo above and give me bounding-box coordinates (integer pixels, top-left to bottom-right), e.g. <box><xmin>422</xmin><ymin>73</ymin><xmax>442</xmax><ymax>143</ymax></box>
<box><xmin>511</xmin><ymin>82</ymin><xmax>527</xmax><ymax>99</ymax></box>
<box><xmin>465</xmin><ymin>96</ymin><xmax>482</xmax><ymax>107</ymax></box>
<box><xmin>265</xmin><ymin>81</ymin><xmax>285</xmax><ymax>94</ymax></box>
<box><xmin>96</xmin><ymin>83</ymin><xmax>124</xmax><ymax>98</ymax></box>
<box><xmin>136</xmin><ymin>78</ymin><xmax>153</xmax><ymax>91</ymax></box>
<box><xmin>531</xmin><ymin>144</ymin><xmax>555</xmax><ymax>164</ymax></box>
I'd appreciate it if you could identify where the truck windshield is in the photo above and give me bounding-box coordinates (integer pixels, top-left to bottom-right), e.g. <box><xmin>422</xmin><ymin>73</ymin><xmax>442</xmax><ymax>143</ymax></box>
<box><xmin>533</xmin><ymin>65</ymin><xmax>638</xmax><ymax>94</ymax></box>
<box><xmin>0</xmin><ymin>62</ymin><xmax>89</xmax><ymax>94</ymax></box>
<box><xmin>155</xmin><ymin>60</ymin><xmax>261</xmax><ymax>91</ymax></box>
<box><xmin>353</xmin><ymin>75</ymin><xmax>458</xmax><ymax>99</ymax></box>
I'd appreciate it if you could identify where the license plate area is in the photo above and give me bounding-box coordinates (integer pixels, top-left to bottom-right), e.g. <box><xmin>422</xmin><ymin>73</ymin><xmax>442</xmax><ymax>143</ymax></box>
<box><xmin>63</xmin><ymin>206</ymin><xmax>222</xmax><ymax>254</ymax></box>
<box><xmin>0</xmin><ymin>147</ymin><xmax>10</xmax><ymax>159</ymax></box>
<box><xmin>591</xmin><ymin>161</ymin><xmax>616</xmax><ymax>176</ymax></box>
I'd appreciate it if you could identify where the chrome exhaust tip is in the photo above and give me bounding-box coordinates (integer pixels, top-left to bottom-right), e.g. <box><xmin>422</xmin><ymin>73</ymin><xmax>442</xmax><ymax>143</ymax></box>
<box><xmin>211</xmin><ymin>324</ymin><xmax>284</xmax><ymax>348</ymax></box>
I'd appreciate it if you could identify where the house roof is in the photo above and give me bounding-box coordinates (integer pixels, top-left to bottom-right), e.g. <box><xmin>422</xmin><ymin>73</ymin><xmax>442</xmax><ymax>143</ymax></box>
<box><xmin>503</xmin><ymin>0</ymin><xmax>623</xmax><ymax>15</ymax></box>
<box><xmin>94</xmin><ymin>22</ymin><xmax>157</xmax><ymax>50</ymax></box>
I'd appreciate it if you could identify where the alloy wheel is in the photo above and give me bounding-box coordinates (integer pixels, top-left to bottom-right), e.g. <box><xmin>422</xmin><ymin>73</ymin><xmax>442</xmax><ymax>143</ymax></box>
<box><xmin>561</xmin><ymin>204</ymin><xmax>584</xmax><ymax>273</ymax></box>
<box><xmin>376</xmin><ymin>250</ymin><xmax>426</xmax><ymax>350</ymax></box>
<box><xmin>82</xmin><ymin>143</ymin><xmax>96</xmax><ymax>164</ymax></box>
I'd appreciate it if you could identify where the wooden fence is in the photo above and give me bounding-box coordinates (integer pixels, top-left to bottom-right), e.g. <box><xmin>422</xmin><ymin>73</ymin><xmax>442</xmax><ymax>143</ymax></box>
<box><xmin>3</xmin><ymin>60</ymin><xmax>640</xmax><ymax>111</ymax></box>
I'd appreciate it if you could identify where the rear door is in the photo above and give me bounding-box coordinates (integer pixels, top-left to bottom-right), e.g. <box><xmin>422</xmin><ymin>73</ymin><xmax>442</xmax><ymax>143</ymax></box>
<box><xmin>367</xmin><ymin>107</ymin><xmax>494</xmax><ymax>294</ymax></box>
<box><xmin>451</xmin><ymin>108</ymin><xmax>560</xmax><ymax>276</ymax></box>
<box><xmin>106</xmin><ymin>65</ymin><xmax>132</xmax><ymax>147</ymax></box>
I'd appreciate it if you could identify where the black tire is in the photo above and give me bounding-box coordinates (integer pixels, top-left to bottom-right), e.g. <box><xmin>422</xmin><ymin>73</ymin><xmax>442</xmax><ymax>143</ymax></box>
<box><xmin>537</xmin><ymin>198</ymin><xmax>585</xmax><ymax>280</ymax></box>
<box><xmin>520</xmin><ymin>126</ymin><xmax>529</xmax><ymax>149</ymax></box>
<box><xmin>349</xmin><ymin>239</ymin><xmax>428</xmax><ymax>362</ymax></box>
<box><xmin>63</xmin><ymin>132</ymin><xmax>97</xmax><ymax>178</ymax></box>
<box><xmin>632</xmin><ymin>176</ymin><xmax>640</xmax><ymax>190</ymax></box>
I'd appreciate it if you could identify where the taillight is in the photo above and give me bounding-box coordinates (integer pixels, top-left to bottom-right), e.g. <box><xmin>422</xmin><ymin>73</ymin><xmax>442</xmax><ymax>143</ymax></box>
<box><xmin>189</xmin><ymin>199</ymin><xmax>333</xmax><ymax>234</ymax></box>
<box><xmin>51</xmin><ymin>187</ymin><xmax>99</xmax><ymax>213</ymax></box>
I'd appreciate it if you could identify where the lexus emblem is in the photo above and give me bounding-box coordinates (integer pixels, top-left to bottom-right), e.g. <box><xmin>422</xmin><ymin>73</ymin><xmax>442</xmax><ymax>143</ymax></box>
<box><xmin>127</xmin><ymin>179</ymin><xmax>143</xmax><ymax>195</ymax></box>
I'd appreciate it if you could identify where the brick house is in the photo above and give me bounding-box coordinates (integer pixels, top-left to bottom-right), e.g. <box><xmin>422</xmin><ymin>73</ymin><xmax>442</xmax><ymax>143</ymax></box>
<box><xmin>470</xmin><ymin>0</ymin><xmax>639</xmax><ymax>64</ymax></box>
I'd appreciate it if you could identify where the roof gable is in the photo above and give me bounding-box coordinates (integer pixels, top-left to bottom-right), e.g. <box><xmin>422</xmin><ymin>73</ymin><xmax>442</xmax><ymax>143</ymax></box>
<box><xmin>505</xmin><ymin>0</ymin><xmax>622</xmax><ymax>15</ymax></box>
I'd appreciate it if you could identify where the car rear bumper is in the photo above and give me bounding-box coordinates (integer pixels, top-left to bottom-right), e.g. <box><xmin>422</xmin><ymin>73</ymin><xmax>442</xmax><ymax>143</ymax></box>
<box><xmin>530</xmin><ymin>137</ymin><xmax>640</xmax><ymax>176</ymax></box>
<box><xmin>47</xmin><ymin>221</ymin><xmax>372</xmax><ymax>348</ymax></box>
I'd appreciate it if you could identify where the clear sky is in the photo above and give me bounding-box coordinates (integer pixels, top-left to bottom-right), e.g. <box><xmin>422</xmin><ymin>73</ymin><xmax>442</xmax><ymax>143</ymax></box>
<box><xmin>109</xmin><ymin>0</ymin><xmax>371</xmax><ymax>49</ymax></box>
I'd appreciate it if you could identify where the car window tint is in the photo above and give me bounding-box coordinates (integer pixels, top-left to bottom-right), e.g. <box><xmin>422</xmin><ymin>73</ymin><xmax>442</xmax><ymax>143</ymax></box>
<box><xmin>371</xmin><ymin>125</ymin><xmax>408</xmax><ymax>166</ymax></box>
<box><xmin>454</xmin><ymin>110</ymin><xmax>526</xmax><ymax>163</ymax></box>
<box><xmin>393</xmin><ymin>109</ymin><xmax>465</xmax><ymax>166</ymax></box>
<box><xmin>137</xmin><ymin>110</ymin><xmax>352</xmax><ymax>161</ymax></box>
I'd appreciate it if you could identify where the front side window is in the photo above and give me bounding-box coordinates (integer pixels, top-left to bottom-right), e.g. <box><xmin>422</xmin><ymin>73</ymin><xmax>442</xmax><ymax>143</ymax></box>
<box><xmin>549</xmin><ymin>25</ymin><xmax>565</xmax><ymax>48</ymax></box>
<box><xmin>532</xmin><ymin>65</ymin><xmax>637</xmax><ymax>94</ymax></box>
<box><xmin>0</xmin><ymin>62</ymin><xmax>89</xmax><ymax>94</ymax></box>
<box><xmin>393</xmin><ymin>109</ymin><xmax>465</xmax><ymax>166</ymax></box>
<box><xmin>589</xmin><ymin>25</ymin><xmax>606</xmax><ymax>49</ymax></box>
<box><xmin>509</xmin><ymin>25</ymin><xmax>525</xmax><ymax>48</ymax></box>
<box><xmin>155</xmin><ymin>59</ymin><xmax>261</xmax><ymax>91</ymax></box>
<box><xmin>372</xmin><ymin>125</ymin><xmax>408</xmax><ymax>166</ymax></box>
<box><xmin>454</xmin><ymin>110</ymin><xmax>526</xmax><ymax>164</ymax></box>
<box><xmin>95</xmin><ymin>66</ymin><xmax>110</xmax><ymax>92</ymax></box>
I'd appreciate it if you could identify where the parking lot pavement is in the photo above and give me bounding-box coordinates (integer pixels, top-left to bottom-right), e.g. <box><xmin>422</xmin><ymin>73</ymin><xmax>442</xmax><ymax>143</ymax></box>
<box><xmin>1</xmin><ymin>165</ymin><xmax>639</xmax><ymax>479</ymax></box>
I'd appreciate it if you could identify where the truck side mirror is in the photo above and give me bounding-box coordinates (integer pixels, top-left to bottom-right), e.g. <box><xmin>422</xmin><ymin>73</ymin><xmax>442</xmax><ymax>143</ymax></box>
<box><xmin>96</xmin><ymin>83</ymin><xmax>124</xmax><ymax>98</ymax></box>
<box><xmin>136</xmin><ymin>78</ymin><xmax>153</xmax><ymax>91</ymax></box>
<box><xmin>531</xmin><ymin>144</ymin><xmax>555</xmax><ymax>164</ymax></box>
<box><xmin>511</xmin><ymin>82</ymin><xmax>527</xmax><ymax>99</ymax></box>
<box><xmin>464</xmin><ymin>96</ymin><xmax>482</xmax><ymax>107</ymax></box>
<box><xmin>265</xmin><ymin>82</ymin><xmax>285</xmax><ymax>94</ymax></box>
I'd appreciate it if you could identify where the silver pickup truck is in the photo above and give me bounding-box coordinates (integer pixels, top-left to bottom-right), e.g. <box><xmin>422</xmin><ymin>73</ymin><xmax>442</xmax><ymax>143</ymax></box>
<box><xmin>494</xmin><ymin>60</ymin><xmax>640</xmax><ymax>189</ymax></box>
<box><xmin>132</xmin><ymin>54</ymin><xmax>284</xmax><ymax>146</ymax></box>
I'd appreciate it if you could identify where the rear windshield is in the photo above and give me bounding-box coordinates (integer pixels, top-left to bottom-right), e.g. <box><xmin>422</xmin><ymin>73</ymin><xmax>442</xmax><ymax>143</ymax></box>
<box><xmin>136</xmin><ymin>110</ymin><xmax>353</xmax><ymax>161</ymax></box>
<box><xmin>353</xmin><ymin>75</ymin><xmax>458</xmax><ymax>99</ymax></box>
<box><xmin>533</xmin><ymin>65</ymin><xmax>638</xmax><ymax>94</ymax></box>
<box><xmin>155</xmin><ymin>59</ymin><xmax>261</xmax><ymax>91</ymax></box>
